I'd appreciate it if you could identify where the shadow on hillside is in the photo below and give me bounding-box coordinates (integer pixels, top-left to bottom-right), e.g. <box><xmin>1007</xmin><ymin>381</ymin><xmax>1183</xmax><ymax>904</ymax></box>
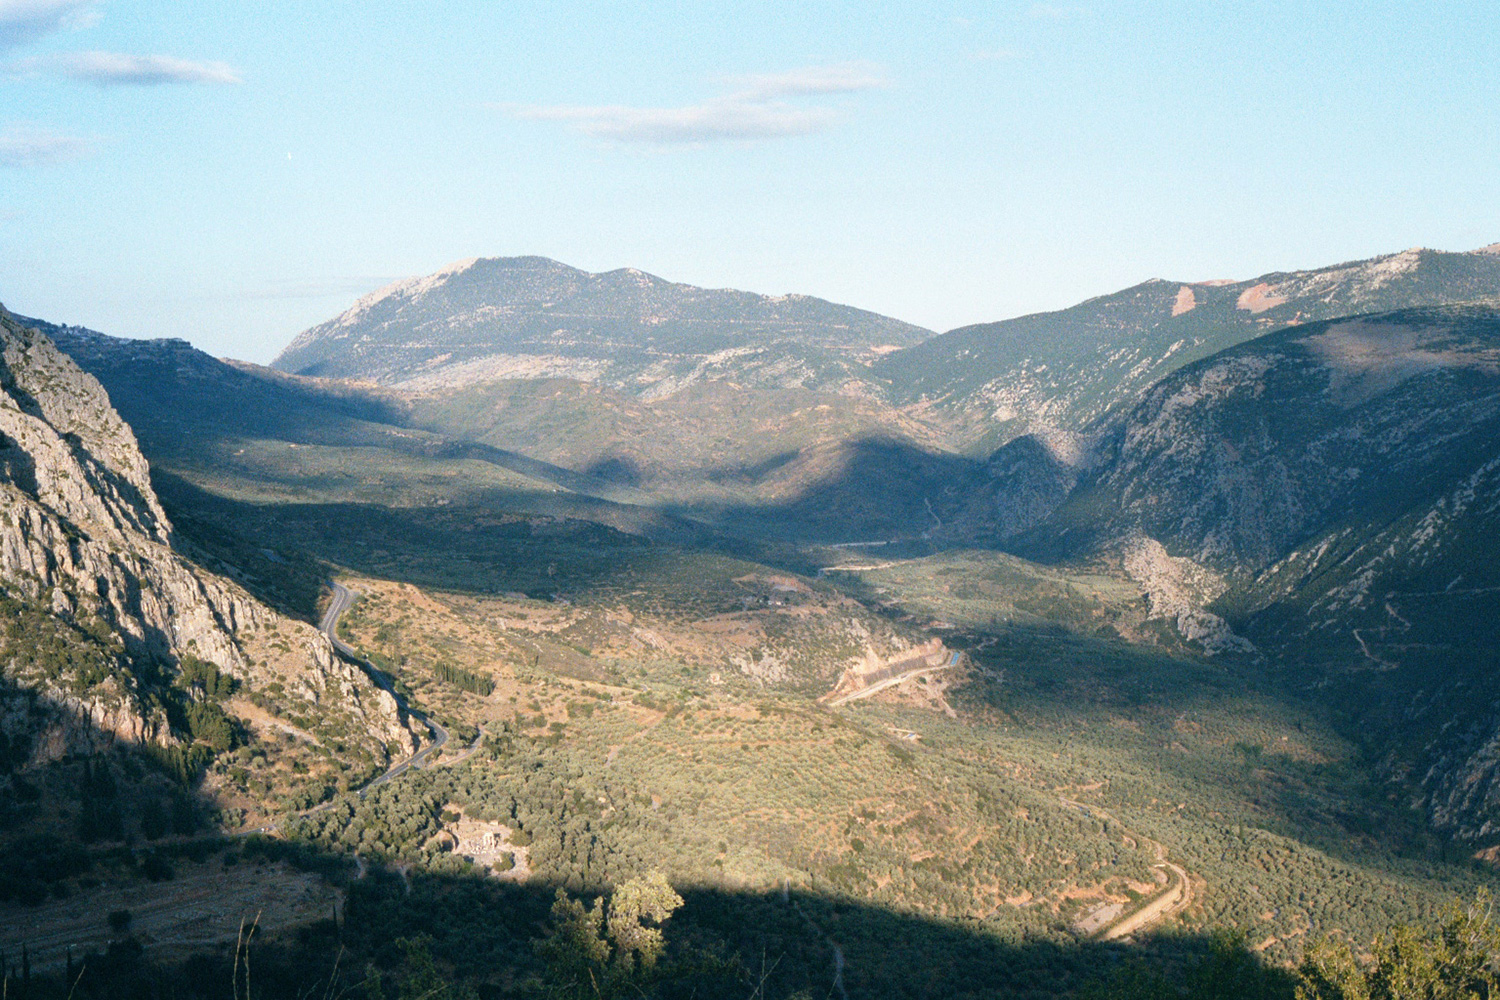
<box><xmin>0</xmin><ymin>657</ymin><xmax>1293</xmax><ymax>1000</ymax></box>
<box><xmin>6</xmin><ymin>830</ymin><xmax>1298</xmax><ymax>1000</ymax></box>
<box><xmin>58</xmin><ymin>319</ymin><xmax>1085</xmax><ymax>551</ymax></box>
<box><xmin>145</xmin><ymin>471</ymin><xmax>1461</xmax><ymax>886</ymax></box>
<box><xmin>150</xmin><ymin>472</ymin><xmax>820</xmax><ymax>611</ymax></box>
<box><xmin>663</xmin><ymin>435</ymin><xmax>990</xmax><ymax>543</ymax></box>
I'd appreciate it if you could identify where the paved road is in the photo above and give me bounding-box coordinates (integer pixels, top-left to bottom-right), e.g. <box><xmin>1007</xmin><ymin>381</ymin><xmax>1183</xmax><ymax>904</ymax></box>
<box><xmin>1057</xmin><ymin>796</ymin><xmax>1195</xmax><ymax>942</ymax></box>
<box><xmin>321</xmin><ymin>581</ymin><xmax>449</xmax><ymax>790</ymax></box>
<box><xmin>824</xmin><ymin>653</ymin><xmax>960</xmax><ymax>708</ymax></box>
<box><xmin>1099</xmin><ymin>858</ymin><xmax>1192</xmax><ymax>942</ymax></box>
<box><xmin>240</xmin><ymin>587</ymin><xmax>472</xmax><ymax>834</ymax></box>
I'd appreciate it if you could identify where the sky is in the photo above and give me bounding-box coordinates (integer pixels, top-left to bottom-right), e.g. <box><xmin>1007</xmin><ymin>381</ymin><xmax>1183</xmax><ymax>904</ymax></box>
<box><xmin>1</xmin><ymin>1</ymin><xmax>1497</xmax><ymax>363</ymax></box>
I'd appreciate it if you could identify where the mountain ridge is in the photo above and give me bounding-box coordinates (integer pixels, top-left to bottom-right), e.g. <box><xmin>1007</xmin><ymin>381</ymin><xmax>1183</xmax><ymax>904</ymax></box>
<box><xmin>877</xmin><ymin>244</ymin><xmax>1500</xmax><ymax>454</ymax></box>
<box><xmin>1007</xmin><ymin>302</ymin><xmax>1500</xmax><ymax>834</ymax></box>
<box><xmin>272</xmin><ymin>255</ymin><xmax>932</xmax><ymax>398</ymax></box>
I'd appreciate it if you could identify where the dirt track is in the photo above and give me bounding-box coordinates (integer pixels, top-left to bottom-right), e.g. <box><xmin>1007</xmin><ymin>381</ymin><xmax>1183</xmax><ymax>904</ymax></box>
<box><xmin>1056</xmin><ymin>796</ymin><xmax>1196</xmax><ymax>942</ymax></box>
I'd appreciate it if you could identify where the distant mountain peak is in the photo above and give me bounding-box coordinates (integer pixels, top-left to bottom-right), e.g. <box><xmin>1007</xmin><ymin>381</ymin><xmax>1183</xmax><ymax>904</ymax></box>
<box><xmin>272</xmin><ymin>256</ymin><xmax>932</xmax><ymax>394</ymax></box>
<box><xmin>312</xmin><ymin>257</ymin><xmax>480</xmax><ymax>333</ymax></box>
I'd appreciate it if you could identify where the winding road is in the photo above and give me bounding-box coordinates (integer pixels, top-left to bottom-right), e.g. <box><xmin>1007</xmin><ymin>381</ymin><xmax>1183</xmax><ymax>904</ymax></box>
<box><xmin>1099</xmin><ymin>855</ymin><xmax>1192</xmax><ymax>942</ymax></box>
<box><xmin>241</xmin><ymin>583</ymin><xmax>476</xmax><ymax>833</ymax></box>
<box><xmin>1057</xmin><ymin>796</ymin><xmax>1195</xmax><ymax>942</ymax></box>
<box><xmin>320</xmin><ymin>581</ymin><xmax>450</xmax><ymax>790</ymax></box>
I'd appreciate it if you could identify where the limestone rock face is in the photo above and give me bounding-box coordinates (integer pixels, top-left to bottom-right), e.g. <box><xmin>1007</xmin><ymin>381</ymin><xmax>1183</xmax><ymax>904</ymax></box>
<box><xmin>0</xmin><ymin>305</ymin><xmax>413</xmax><ymax>762</ymax></box>
<box><xmin>0</xmin><ymin>309</ymin><xmax>250</xmax><ymax>668</ymax></box>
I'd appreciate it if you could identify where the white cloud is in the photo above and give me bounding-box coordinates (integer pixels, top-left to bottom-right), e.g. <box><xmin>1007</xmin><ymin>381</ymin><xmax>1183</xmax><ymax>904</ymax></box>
<box><xmin>11</xmin><ymin>50</ymin><xmax>241</xmax><ymax>85</ymax></box>
<box><xmin>0</xmin><ymin>123</ymin><xmax>90</xmax><ymax>166</ymax></box>
<box><xmin>721</xmin><ymin>61</ymin><xmax>886</xmax><ymax>100</ymax></box>
<box><xmin>514</xmin><ymin>62</ymin><xmax>884</xmax><ymax>146</ymax></box>
<box><xmin>0</xmin><ymin>0</ymin><xmax>96</xmax><ymax>51</ymax></box>
<box><xmin>517</xmin><ymin>99</ymin><xmax>837</xmax><ymax>144</ymax></box>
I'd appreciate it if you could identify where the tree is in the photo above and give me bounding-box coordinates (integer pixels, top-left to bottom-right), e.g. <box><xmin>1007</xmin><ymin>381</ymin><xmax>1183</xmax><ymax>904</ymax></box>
<box><xmin>392</xmin><ymin>935</ymin><xmax>476</xmax><ymax>1000</ymax></box>
<box><xmin>1297</xmin><ymin>891</ymin><xmax>1500</xmax><ymax>1000</ymax></box>
<box><xmin>536</xmin><ymin>889</ymin><xmax>611</xmax><ymax>998</ymax></box>
<box><xmin>535</xmin><ymin>872</ymin><xmax>684</xmax><ymax>999</ymax></box>
<box><xmin>606</xmin><ymin>871</ymin><xmax>682</xmax><ymax>974</ymax></box>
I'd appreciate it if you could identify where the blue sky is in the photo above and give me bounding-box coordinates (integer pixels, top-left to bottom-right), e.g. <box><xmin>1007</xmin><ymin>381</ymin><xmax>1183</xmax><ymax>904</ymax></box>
<box><xmin>1</xmin><ymin>1</ymin><xmax>1497</xmax><ymax>362</ymax></box>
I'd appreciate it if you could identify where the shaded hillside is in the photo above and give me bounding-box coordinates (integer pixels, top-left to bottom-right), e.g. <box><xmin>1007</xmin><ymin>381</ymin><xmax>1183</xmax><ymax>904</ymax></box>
<box><xmin>24</xmin><ymin>317</ymin><xmax>713</xmax><ymax>542</ymax></box>
<box><xmin>881</xmin><ymin>245</ymin><xmax>1500</xmax><ymax>453</ymax></box>
<box><xmin>40</xmin><ymin>317</ymin><xmax>1015</xmax><ymax>547</ymax></box>
<box><xmin>1018</xmin><ymin>304</ymin><xmax>1500</xmax><ymax>836</ymax></box>
<box><xmin>272</xmin><ymin>256</ymin><xmax>931</xmax><ymax>396</ymax></box>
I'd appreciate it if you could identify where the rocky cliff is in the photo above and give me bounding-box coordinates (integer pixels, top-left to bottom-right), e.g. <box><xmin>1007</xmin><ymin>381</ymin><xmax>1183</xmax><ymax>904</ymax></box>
<box><xmin>0</xmin><ymin>305</ymin><xmax>414</xmax><ymax>777</ymax></box>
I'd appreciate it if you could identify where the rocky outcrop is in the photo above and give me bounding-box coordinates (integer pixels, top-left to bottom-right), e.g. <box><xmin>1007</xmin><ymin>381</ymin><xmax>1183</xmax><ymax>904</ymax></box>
<box><xmin>0</xmin><ymin>312</ymin><xmax>242</xmax><ymax>656</ymax></box>
<box><xmin>1114</xmin><ymin>534</ymin><xmax>1253</xmax><ymax>655</ymax></box>
<box><xmin>0</xmin><ymin>304</ymin><xmax>414</xmax><ymax>763</ymax></box>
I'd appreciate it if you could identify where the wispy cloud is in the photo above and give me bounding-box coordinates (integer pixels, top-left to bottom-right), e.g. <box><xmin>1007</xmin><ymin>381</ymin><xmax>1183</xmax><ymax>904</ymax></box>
<box><xmin>9</xmin><ymin>50</ymin><xmax>241</xmax><ymax>85</ymax></box>
<box><xmin>0</xmin><ymin>0</ymin><xmax>96</xmax><ymax>51</ymax></box>
<box><xmin>240</xmin><ymin>276</ymin><xmax>400</xmax><ymax>301</ymax></box>
<box><xmin>720</xmin><ymin>61</ymin><xmax>885</xmax><ymax>100</ymax></box>
<box><xmin>513</xmin><ymin>61</ymin><xmax>885</xmax><ymax>146</ymax></box>
<box><xmin>0</xmin><ymin>123</ymin><xmax>91</xmax><ymax>166</ymax></box>
<box><xmin>968</xmin><ymin>47</ymin><xmax>1022</xmax><ymax>62</ymax></box>
<box><xmin>516</xmin><ymin>100</ymin><xmax>838</xmax><ymax>145</ymax></box>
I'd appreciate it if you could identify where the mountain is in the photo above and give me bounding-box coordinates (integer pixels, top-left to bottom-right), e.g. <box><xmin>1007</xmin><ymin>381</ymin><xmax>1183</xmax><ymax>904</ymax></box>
<box><xmin>1016</xmin><ymin>303</ymin><xmax>1500</xmax><ymax>834</ymax></box>
<box><xmin>19</xmin><ymin>254</ymin><xmax>1500</xmax><ymax>994</ymax></box>
<box><xmin>262</xmin><ymin>246</ymin><xmax>1500</xmax><ymax>550</ymax></box>
<box><xmin>272</xmin><ymin>256</ymin><xmax>932</xmax><ymax>397</ymax></box>
<box><xmin>880</xmin><ymin>245</ymin><xmax>1500</xmax><ymax>454</ymax></box>
<box><xmin>0</xmin><ymin>305</ymin><xmax>415</xmax><ymax>837</ymax></box>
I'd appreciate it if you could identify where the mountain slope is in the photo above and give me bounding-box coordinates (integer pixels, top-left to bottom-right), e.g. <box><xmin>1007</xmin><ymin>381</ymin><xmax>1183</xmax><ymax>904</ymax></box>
<box><xmin>26</xmin><ymin>318</ymin><xmax>709</xmax><ymax>535</ymax></box>
<box><xmin>0</xmin><ymin>305</ymin><xmax>415</xmax><ymax>837</ymax></box>
<box><xmin>881</xmin><ymin>245</ymin><xmax>1500</xmax><ymax>453</ymax></box>
<box><xmin>272</xmin><ymin>256</ymin><xmax>931</xmax><ymax>396</ymax></box>
<box><xmin>1018</xmin><ymin>303</ymin><xmax>1500</xmax><ymax>835</ymax></box>
<box><xmin>1033</xmin><ymin>305</ymin><xmax>1500</xmax><ymax>575</ymax></box>
<box><xmin>43</xmin><ymin>315</ymin><xmax>1009</xmax><ymax>546</ymax></box>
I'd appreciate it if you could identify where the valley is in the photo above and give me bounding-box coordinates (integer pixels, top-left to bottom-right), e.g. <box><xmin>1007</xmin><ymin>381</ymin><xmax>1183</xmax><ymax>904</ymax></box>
<box><xmin>3</xmin><ymin>243</ymin><xmax>1500</xmax><ymax>998</ymax></box>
